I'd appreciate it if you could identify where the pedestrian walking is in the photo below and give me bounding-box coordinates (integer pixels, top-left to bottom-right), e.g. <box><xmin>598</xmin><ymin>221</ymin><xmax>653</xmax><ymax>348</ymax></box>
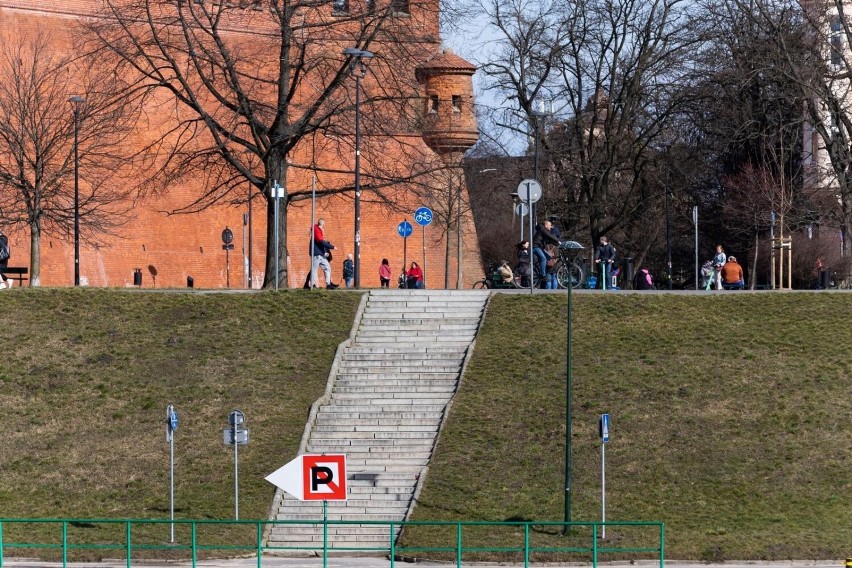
<box><xmin>309</xmin><ymin>218</ymin><xmax>339</xmax><ymax>289</ymax></box>
<box><xmin>379</xmin><ymin>258</ymin><xmax>392</xmax><ymax>288</ymax></box>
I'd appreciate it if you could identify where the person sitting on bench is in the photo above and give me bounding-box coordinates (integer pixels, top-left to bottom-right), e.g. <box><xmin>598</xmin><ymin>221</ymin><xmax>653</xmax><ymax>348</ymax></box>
<box><xmin>721</xmin><ymin>255</ymin><xmax>745</xmax><ymax>290</ymax></box>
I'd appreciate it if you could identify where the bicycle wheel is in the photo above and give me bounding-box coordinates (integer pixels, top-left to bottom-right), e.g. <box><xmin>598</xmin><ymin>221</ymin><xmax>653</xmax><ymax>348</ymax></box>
<box><xmin>472</xmin><ymin>279</ymin><xmax>490</xmax><ymax>289</ymax></box>
<box><xmin>557</xmin><ymin>262</ymin><xmax>584</xmax><ymax>289</ymax></box>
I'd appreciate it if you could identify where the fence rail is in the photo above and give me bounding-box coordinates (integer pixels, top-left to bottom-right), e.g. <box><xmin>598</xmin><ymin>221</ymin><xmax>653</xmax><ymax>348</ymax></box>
<box><xmin>0</xmin><ymin>518</ymin><xmax>664</xmax><ymax>568</ymax></box>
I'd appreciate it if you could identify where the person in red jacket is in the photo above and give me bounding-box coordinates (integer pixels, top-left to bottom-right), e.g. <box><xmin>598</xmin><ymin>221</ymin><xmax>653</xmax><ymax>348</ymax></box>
<box><xmin>309</xmin><ymin>218</ymin><xmax>339</xmax><ymax>289</ymax></box>
<box><xmin>720</xmin><ymin>255</ymin><xmax>744</xmax><ymax>290</ymax></box>
<box><xmin>405</xmin><ymin>261</ymin><xmax>424</xmax><ymax>289</ymax></box>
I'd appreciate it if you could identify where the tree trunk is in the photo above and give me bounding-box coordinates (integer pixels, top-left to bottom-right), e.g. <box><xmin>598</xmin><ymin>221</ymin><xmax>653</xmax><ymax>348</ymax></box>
<box><xmin>750</xmin><ymin>230</ymin><xmax>759</xmax><ymax>290</ymax></box>
<box><xmin>263</xmin><ymin>159</ymin><xmax>288</xmax><ymax>289</ymax></box>
<box><xmin>30</xmin><ymin>220</ymin><xmax>40</xmax><ymax>287</ymax></box>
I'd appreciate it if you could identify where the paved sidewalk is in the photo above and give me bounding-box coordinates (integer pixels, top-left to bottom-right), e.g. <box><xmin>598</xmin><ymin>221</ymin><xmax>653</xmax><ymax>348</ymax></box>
<box><xmin>0</xmin><ymin>558</ymin><xmax>845</xmax><ymax>568</ymax></box>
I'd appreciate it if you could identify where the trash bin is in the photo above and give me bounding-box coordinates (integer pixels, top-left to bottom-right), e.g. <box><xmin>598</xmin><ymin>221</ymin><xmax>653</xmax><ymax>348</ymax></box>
<box><xmin>187</xmin><ymin>276</ymin><xmax>194</xmax><ymax>288</ymax></box>
<box><xmin>133</xmin><ymin>268</ymin><xmax>142</xmax><ymax>286</ymax></box>
<box><xmin>819</xmin><ymin>268</ymin><xmax>830</xmax><ymax>289</ymax></box>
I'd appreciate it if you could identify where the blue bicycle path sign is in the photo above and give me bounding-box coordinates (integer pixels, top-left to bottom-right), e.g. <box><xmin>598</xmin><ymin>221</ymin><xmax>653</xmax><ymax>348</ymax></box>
<box><xmin>397</xmin><ymin>220</ymin><xmax>413</xmax><ymax>238</ymax></box>
<box><xmin>414</xmin><ymin>207</ymin><xmax>434</xmax><ymax>226</ymax></box>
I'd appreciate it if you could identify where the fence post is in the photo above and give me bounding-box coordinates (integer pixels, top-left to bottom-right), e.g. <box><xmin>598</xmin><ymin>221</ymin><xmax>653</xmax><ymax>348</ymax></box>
<box><xmin>0</xmin><ymin>520</ymin><xmax>4</xmax><ymax>568</ymax></box>
<box><xmin>62</xmin><ymin>521</ymin><xmax>68</xmax><ymax>568</ymax></box>
<box><xmin>592</xmin><ymin>523</ymin><xmax>598</xmax><ymax>568</ymax></box>
<box><xmin>456</xmin><ymin>523</ymin><xmax>462</xmax><ymax>568</ymax></box>
<box><xmin>523</xmin><ymin>523</ymin><xmax>530</xmax><ymax>568</ymax></box>
<box><xmin>659</xmin><ymin>523</ymin><xmax>665</xmax><ymax>568</ymax></box>
<box><xmin>390</xmin><ymin>522</ymin><xmax>396</xmax><ymax>568</ymax></box>
<box><xmin>125</xmin><ymin>521</ymin><xmax>131</xmax><ymax>568</ymax></box>
<box><xmin>191</xmin><ymin>522</ymin><xmax>197</xmax><ymax>568</ymax></box>
<box><xmin>257</xmin><ymin>522</ymin><xmax>263</xmax><ymax>568</ymax></box>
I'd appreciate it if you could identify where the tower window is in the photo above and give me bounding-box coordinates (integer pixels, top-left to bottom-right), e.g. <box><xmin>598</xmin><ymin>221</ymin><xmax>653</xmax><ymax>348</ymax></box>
<box><xmin>831</xmin><ymin>17</ymin><xmax>843</xmax><ymax>67</ymax></box>
<box><xmin>429</xmin><ymin>95</ymin><xmax>438</xmax><ymax>113</ymax></box>
<box><xmin>452</xmin><ymin>95</ymin><xmax>461</xmax><ymax>112</ymax></box>
<box><xmin>333</xmin><ymin>0</ymin><xmax>349</xmax><ymax>13</ymax></box>
<box><xmin>391</xmin><ymin>0</ymin><xmax>409</xmax><ymax>14</ymax></box>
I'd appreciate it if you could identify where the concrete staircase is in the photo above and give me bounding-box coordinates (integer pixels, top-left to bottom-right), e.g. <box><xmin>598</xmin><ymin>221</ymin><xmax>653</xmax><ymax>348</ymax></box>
<box><xmin>266</xmin><ymin>289</ymin><xmax>490</xmax><ymax>553</ymax></box>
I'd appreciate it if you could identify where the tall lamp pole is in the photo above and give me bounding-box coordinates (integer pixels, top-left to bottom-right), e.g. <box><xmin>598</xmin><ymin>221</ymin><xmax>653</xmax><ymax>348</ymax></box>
<box><xmin>343</xmin><ymin>47</ymin><xmax>374</xmax><ymax>289</ymax></box>
<box><xmin>560</xmin><ymin>241</ymin><xmax>584</xmax><ymax>532</ymax></box>
<box><xmin>69</xmin><ymin>96</ymin><xmax>85</xmax><ymax>286</ymax></box>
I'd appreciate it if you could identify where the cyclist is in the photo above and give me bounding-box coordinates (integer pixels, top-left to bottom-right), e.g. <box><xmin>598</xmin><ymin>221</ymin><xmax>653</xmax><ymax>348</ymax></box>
<box><xmin>595</xmin><ymin>236</ymin><xmax>616</xmax><ymax>290</ymax></box>
<box><xmin>533</xmin><ymin>220</ymin><xmax>560</xmax><ymax>289</ymax></box>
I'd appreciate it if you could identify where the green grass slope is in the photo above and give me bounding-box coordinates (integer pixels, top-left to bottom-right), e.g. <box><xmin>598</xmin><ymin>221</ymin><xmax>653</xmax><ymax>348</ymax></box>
<box><xmin>408</xmin><ymin>293</ymin><xmax>851</xmax><ymax>560</ymax></box>
<box><xmin>0</xmin><ymin>289</ymin><xmax>360</xmax><ymax>552</ymax></box>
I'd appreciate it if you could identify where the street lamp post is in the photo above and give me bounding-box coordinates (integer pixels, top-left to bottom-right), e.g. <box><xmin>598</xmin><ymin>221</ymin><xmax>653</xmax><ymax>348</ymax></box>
<box><xmin>559</xmin><ymin>240</ymin><xmax>584</xmax><ymax>532</ymax></box>
<box><xmin>69</xmin><ymin>96</ymin><xmax>85</xmax><ymax>286</ymax></box>
<box><xmin>343</xmin><ymin>47</ymin><xmax>374</xmax><ymax>289</ymax></box>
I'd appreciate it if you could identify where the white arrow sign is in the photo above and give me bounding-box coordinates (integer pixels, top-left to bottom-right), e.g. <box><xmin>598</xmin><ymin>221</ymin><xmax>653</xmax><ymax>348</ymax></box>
<box><xmin>266</xmin><ymin>454</ymin><xmax>347</xmax><ymax>501</ymax></box>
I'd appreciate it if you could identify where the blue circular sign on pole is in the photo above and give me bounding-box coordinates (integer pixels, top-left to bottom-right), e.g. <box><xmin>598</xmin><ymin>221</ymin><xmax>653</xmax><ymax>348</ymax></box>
<box><xmin>397</xmin><ymin>220</ymin><xmax>413</xmax><ymax>238</ymax></box>
<box><xmin>414</xmin><ymin>207</ymin><xmax>434</xmax><ymax>226</ymax></box>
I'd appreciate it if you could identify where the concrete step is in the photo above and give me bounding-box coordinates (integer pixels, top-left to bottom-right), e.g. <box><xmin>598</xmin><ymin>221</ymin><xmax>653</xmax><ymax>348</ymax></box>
<box><xmin>309</xmin><ymin>437</ymin><xmax>436</xmax><ymax>448</ymax></box>
<box><xmin>332</xmin><ymin>386</ymin><xmax>455</xmax><ymax>395</ymax></box>
<box><xmin>329</xmin><ymin>394</ymin><xmax>454</xmax><ymax>403</ymax></box>
<box><xmin>356</xmin><ymin>329</ymin><xmax>477</xmax><ymax>338</ymax></box>
<box><xmin>353</xmin><ymin>338</ymin><xmax>474</xmax><ymax>346</ymax></box>
<box><xmin>315</xmin><ymin>410</ymin><xmax>444</xmax><ymax>420</ymax></box>
<box><xmin>318</xmin><ymin>404</ymin><xmax>447</xmax><ymax>413</ymax></box>
<box><xmin>344</xmin><ymin>345</ymin><xmax>467</xmax><ymax>354</ymax></box>
<box><xmin>312</xmin><ymin>423</ymin><xmax>438</xmax><ymax>433</ymax></box>
<box><xmin>335</xmin><ymin>365</ymin><xmax>460</xmax><ymax>373</ymax></box>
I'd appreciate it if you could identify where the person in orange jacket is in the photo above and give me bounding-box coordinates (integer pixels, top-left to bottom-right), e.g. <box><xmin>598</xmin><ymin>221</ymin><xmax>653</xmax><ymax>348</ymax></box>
<box><xmin>720</xmin><ymin>255</ymin><xmax>744</xmax><ymax>290</ymax></box>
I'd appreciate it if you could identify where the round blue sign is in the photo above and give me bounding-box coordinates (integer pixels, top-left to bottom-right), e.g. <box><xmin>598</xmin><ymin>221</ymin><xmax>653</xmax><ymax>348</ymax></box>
<box><xmin>397</xmin><ymin>221</ymin><xmax>413</xmax><ymax>238</ymax></box>
<box><xmin>169</xmin><ymin>410</ymin><xmax>178</xmax><ymax>432</ymax></box>
<box><xmin>414</xmin><ymin>207</ymin><xmax>434</xmax><ymax>226</ymax></box>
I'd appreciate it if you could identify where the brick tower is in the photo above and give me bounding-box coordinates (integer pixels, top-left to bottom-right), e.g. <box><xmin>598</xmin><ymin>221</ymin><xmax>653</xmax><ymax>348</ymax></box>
<box><xmin>416</xmin><ymin>49</ymin><xmax>480</xmax><ymax>288</ymax></box>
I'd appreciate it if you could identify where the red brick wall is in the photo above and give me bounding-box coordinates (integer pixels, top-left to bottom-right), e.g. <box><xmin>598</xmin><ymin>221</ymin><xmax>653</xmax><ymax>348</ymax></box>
<box><xmin>0</xmin><ymin>2</ymin><xmax>483</xmax><ymax>288</ymax></box>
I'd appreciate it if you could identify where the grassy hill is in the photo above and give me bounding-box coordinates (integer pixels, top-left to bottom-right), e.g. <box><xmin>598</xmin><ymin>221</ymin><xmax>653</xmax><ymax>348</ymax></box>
<box><xmin>0</xmin><ymin>289</ymin><xmax>849</xmax><ymax>560</ymax></box>
<box><xmin>406</xmin><ymin>292</ymin><xmax>852</xmax><ymax>560</ymax></box>
<box><xmin>0</xmin><ymin>289</ymin><xmax>361</xmax><ymax>556</ymax></box>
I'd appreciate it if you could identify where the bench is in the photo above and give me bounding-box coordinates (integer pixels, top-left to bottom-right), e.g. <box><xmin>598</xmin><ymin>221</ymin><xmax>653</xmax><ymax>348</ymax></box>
<box><xmin>0</xmin><ymin>266</ymin><xmax>28</xmax><ymax>286</ymax></box>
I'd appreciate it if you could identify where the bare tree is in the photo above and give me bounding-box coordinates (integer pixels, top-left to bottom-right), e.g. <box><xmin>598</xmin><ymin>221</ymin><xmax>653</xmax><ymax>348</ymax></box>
<box><xmin>0</xmin><ymin>33</ymin><xmax>139</xmax><ymax>285</ymax></box>
<box><xmin>88</xmin><ymin>0</ymin><xmax>441</xmax><ymax>288</ymax></box>
<box><xmin>476</xmin><ymin>0</ymin><xmax>703</xmax><ymax>246</ymax></box>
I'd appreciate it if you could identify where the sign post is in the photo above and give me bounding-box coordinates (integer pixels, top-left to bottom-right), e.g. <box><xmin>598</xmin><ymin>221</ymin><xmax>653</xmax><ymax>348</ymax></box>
<box><xmin>599</xmin><ymin>413</ymin><xmax>610</xmax><ymax>539</ymax></box>
<box><xmin>693</xmin><ymin>206</ymin><xmax>699</xmax><ymax>290</ymax></box>
<box><xmin>272</xmin><ymin>181</ymin><xmax>284</xmax><ymax>290</ymax></box>
<box><xmin>398</xmin><ymin>220</ymin><xmax>413</xmax><ymax>285</ymax></box>
<box><xmin>224</xmin><ymin>410</ymin><xmax>248</xmax><ymax>520</ymax></box>
<box><xmin>517</xmin><ymin>179</ymin><xmax>542</xmax><ymax>293</ymax></box>
<box><xmin>414</xmin><ymin>207</ymin><xmax>433</xmax><ymax>288</ymax></box>
<box><xmin>165</xmin><ymin>405</ymin><xmax>178</xmax><ymax>543</ymax></box>
<box><xmin>266</xmin><ymin>454</ymin><xmax>348</xmax><ymax>568</ymax></box>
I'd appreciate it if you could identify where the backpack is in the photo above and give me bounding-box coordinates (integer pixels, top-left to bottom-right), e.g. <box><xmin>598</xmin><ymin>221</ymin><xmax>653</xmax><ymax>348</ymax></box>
<box><xmin>0</xmin><ymin>237</ymin><xmax>9</xmax><ymax>262</ymax></box>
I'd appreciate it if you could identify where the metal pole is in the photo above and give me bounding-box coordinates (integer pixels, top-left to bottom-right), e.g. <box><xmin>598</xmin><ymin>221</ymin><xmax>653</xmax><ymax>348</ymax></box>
<box><xmin>234</xmin><ymin>422</ymin><xmax>239</xmax><ymax>520</ymax></box>
<box><xmin>248</xmin><ymin>182</ymin><xmax>252</xmax><ymax>288</ymax></box>
<box><xmin>169</xmin><ymin>418</ymin><xmax>174</xmax><ymax>543</ymax></box>
<box><xmin>354</xmin><ymin>73</ymin><xmax>362</xmax><ymax>289</ymax></box>
<box><xmin>310</xmin><ymin>176</ymin><xmax>316</xmax><ymax>289</ymax></box>
<box><xmin>665</xmin><ymin>168</ymin><xmax>672</xmax><ymax>290</ymax></box>
<box><xmin>422</xmin><ymin>225</ymin><xmax>427</xmax><ymax>289</ymax></box>
<box><xmin>693</xmin><ymin>206</ymin><xmax>698</xmax><ymax>291</ymax></box>
<box><xmin>73</xmin><ymin>106</ymin><xmax>80</xmax><ymax>287</ymax></box>
<box><xmin>528</xmin><ymin>186</ymin><xmax>534</xmax><ymax>295</ymax></box>
<box><xmin>225</xmin><ymin>246</ymin><xmax>230</xmax><ymax>288</ymax></box>
<box><xmin>274</xmin><ymin>182</ymin><xmax>280</xmax><ymax>291</ymax></box>
<box><xmin>456</xmin><ymin>172</ymin><xmax>463</xmax><ymax>289</ymax></box>
<box><xmin>601</xmin><ymin>440</ymin><xmax>606</xmax><ymax>539</ymax></box>
<box><xmin>564</xmin><ymin>261</ymin><xmax>573</xmax><ymax>530</ymax></box>
<box><xmin>242</xmin><ymin>214</ymin><xmax>248</xmax><ymax>288</ymax></box>
<box><xmin>403</xmin><ymin>229</ymin><xmax>407</xmax><ymax>285</ymax></box>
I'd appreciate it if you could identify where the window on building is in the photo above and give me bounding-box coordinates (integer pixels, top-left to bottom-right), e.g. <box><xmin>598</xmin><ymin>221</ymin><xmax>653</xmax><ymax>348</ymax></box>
<box><xmin>831</xmin><ymin>17</ymin><xmax>843</xmax><ymax>67</ymax></box>
<box><xmin>391</xmin><ymin>0</ymin><xmax>410</xmax><ymax>14</ymax></box>
<box><xmin>333</xmin><ymin>0</ymin><xmax>349</xmax><ymax>13</ymax></box>
<box><xmin>452</xmin><ymin>95</ymin><xmax>461</xmax><ymax>112</ymax></box>
<box><xmin>365</xmin><ymin>0</ymin><xmax>376</xmax><ymax>12</ymax></box>
<box><xmin>429</xmin><ymin>95</ymin><xmax>438</xmax><ymax>113</ymax></box>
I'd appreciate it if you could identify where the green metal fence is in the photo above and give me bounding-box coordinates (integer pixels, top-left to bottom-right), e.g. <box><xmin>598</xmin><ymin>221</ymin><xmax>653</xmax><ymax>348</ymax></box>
<box><xmin>0</xmin><ymin>518</ymin><xmax>664</xmax><ymax>568</ymax></box>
